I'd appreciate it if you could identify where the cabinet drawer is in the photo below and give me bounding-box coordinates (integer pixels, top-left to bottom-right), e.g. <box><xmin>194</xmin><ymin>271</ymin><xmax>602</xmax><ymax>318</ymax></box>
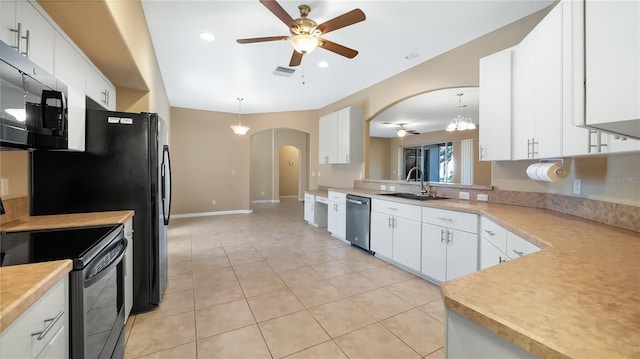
<box><xmin>506</xmin><ymin>232</ymin><xmax>540</xmax><ymax>259</ymax></box>
<box><xmin>480</xmin><ymin>217</ymin><xmax>507</xmax><ymax>253</ymax></box>
<box><xmin>372</xmin><ymin>199</ymin><xmax>421</xmax><ymax>221</ymax></box>
<box><xmin>0</xmin><ymin>277</ymin><xmax>68</xmax><ymax>359</ymax></box>
<box><xmin>315</xmin><ymin>196</ymin><xmax>329</xmax><ymax>205</ymax></box>
<box><xmin>422</xmin><ymin>207</ymin><xmax>478</xmax><ymax>234</ymax></box>
<box><xmin>304</xmin><ymin>193</ymin><xmax>315</xmax><ymax>202</ymax></box>
<box><xmin>328</xmin><ymin>191</ymin><xmax>346</xmax><ymax>204</ymax></box>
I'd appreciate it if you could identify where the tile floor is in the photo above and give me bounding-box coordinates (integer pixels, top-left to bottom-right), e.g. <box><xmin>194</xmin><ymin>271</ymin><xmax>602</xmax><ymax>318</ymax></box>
<box><xmin>124</xmin><ymin>200</ymin><xmax>445</xmax><ymax>359</ymax></box>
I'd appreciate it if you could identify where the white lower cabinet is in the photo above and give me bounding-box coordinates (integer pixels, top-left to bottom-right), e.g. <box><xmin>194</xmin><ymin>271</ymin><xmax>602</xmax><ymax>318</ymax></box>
<box><xmin>0</xmin><ymin>276</ymin><xmax>69</xmax><ymax>359</ymax></box>
<box><xmin>370</xmin><ymin>199</ymin><xmax>422</xmax><ymax>272</ymax></box>
<box><xmin>124</xmin><ymin>217</ymin><xmax>134</xmax><ymax>322</ymax></box>
<box><xmin>327</xmin><ymin>191</ymin><xmax>346</xmax><ymax>240</ymax></box>
<box><xmin>480</xmin><ymin>216</ymin><xmax>540</xmax><ymax>270</ymax></box>
<box><xmin>304</xmin><ymin>193</ymin><xmax>315</xmax><ymax>223</ymax></box>
<box><xmin>304</xmin><ymin>193</ymin><xmax>327</xmax><ymax>228</ymax></box>
<box><xmin>421</xmin><ymin>208</ymin><xmax>478</xmax><ymax>283</ymax></box>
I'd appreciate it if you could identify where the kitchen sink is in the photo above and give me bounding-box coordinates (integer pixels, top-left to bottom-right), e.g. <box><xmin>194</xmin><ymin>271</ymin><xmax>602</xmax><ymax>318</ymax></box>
<box><xmin>379</xmin><ymin>193</ymin><xmax>449</xmax><ymax>201</ymax></box>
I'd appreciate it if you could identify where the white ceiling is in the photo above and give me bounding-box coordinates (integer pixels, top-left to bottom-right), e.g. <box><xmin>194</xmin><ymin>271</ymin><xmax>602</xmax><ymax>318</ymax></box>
<box><xmin>141</xmin><ymin>0</ymin><xmax>553</xmax><ymax>115</ymax></box>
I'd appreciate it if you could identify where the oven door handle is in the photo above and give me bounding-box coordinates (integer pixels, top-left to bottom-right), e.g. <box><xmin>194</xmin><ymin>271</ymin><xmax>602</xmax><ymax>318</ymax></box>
<box><xmin>84</xmin><ymin>238</ymin><xmax>127</xmax><ymax>287</ymax></box>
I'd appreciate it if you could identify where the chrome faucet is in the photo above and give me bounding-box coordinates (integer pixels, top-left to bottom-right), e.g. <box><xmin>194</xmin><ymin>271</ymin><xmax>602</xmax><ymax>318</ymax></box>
<box><xmin>406</xmin><ymin>166</ymin><xmax>430</xmax><ymax>196</ymax></box>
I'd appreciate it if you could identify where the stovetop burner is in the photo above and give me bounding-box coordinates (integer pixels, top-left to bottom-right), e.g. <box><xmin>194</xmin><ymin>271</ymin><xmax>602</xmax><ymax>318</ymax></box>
<box><xmin>0</xmin><ymin>224</ymin><xmax>122</xmax><ymax>269</ymax></box>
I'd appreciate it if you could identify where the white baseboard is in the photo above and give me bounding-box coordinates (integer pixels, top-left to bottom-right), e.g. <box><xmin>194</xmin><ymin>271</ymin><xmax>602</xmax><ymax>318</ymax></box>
<box><xmin>171</xmin><ymin>209</ymin><xmax>253</xmax><ymax>218</ymax></box>
<box><xmin>251</xmin><ymin>199</ymin><xmax>280</xmax><ymax>204</ymax></box>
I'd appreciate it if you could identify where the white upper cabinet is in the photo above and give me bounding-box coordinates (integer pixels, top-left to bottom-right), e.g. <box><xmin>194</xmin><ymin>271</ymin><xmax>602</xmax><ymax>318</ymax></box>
<box><xmin>86</xmin><ymin>63</ymin><xmax>116</xmax><ymax>111</ymax></box>
<box><xmin>54</xmin><ymin>33</ymin><xmax>86</xmax><ymax>151</ymax></box>
<box><xmin>1</xmin><ymin>1</ymin><xmax>55</xmax><ymax>74</ymax></box>
<box><xmin>318</xmin><ymin>107</ymin><xmax>363</xmax><ymax>164</ymax></box>
<box><xmin>479</xmin><ymin>47</ymin><xmax>514</xmax><ymax>161</ymax></box>
<box><xmin>512</xmin><ymin>2</ymin><xmax>563</xmax><ymax>160</ymax></box>
<box><xmin>584</xmin><ymin>0</ymin><xmax>640</xmax><ymax>139</ymax></box>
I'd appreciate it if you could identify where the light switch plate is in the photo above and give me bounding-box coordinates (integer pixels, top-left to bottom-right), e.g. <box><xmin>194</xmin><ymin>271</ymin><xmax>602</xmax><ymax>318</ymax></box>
<box><xmin>389</xmin><ymin>186</ymin><xmax>396</xmax><ymax>192</ymax></box>
<box><xmin>459</xmin><ymin>191</ymin><xmax>470</xmax><ymax>200</ymax></box>
<box><xmin>380</xmin><ymin>185</ymin><xmax>386</xmax><ymax>190</ymax></box>
<box><xmin>1</xmin><ymin>178</ymin><xmax>8</xmax><ymax>196</ymax></box>
<box><xmin>573</xmin><ymin>179</ymin><xmax>581</xmax><ymax>195</ymax></box>
<box><xmin>477</xmin><ymin>193</ymin><xmax>488</xmax><ymax>201</ymax></box>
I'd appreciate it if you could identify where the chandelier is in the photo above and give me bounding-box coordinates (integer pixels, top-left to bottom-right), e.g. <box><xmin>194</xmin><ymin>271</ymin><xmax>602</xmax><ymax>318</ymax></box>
<box><xmin>446</xmin><ymin>93</ymin><xmax>476</xmax><ymax>132</ymax></box>
<box><xmin>230</xmin><ymin>97</ymin><xmax>250</xmax><ymax>135</ymax></box>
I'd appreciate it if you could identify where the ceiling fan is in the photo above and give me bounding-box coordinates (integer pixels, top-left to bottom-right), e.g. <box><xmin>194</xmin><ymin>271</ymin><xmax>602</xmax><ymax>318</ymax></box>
<box><xmin>236</xmin><ymin>0</ymin><xmax>366</xmax><ymax>67</ymax></box>
<box><xmin>385</xmin><ymin>123</ymin><xmax>419</xmax><ymax>137</ymax></box>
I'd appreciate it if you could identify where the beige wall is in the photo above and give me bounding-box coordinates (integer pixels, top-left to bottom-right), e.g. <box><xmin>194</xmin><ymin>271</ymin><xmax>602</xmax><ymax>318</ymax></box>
<box><xmin>171</xmin><ymin>108</ymin><xmax>316</xmax><ymax>214</ymax></box>
<box><xmin>0</xmin><ymin>151</ymin><xmax>29</xmax><ymax>199</ymax></box>
<box><xmin>279</xmin><ymin>146</ymin><xmax>300</xmax><ymax>197</ymax></box>
<box><xmin>369</xmin><ymin>137</ymin><xmax>391</xmax><ymax>180</ymax></box>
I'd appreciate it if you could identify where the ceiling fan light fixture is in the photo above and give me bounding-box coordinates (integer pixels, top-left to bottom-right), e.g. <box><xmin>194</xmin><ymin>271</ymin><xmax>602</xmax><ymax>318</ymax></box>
<box><xmin>290</xmin><ymin>34</ymin><xmax>318</xmax><ymax>54</ymax></box>
<box><xmin>397</xmin><ymin>126</ymin><xmax>407</xmax><ymax>137</ymax></box>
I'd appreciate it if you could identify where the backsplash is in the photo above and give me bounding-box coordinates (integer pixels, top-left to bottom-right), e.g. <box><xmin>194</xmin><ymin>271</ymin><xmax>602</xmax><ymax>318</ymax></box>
<box><xmin>0</xmin><ymin>196</ymin><xmax>29</xmax><ymax>225</ymax></box>
<box><xmin>354</xmin><ymin>180</ymin><xmax>639</xmax><ymax>233</ymax></box>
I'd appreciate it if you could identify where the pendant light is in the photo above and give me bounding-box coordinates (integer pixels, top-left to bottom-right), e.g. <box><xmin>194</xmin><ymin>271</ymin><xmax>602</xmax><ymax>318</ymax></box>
<box><xmin>446</xmin><ymin>93</ymin><xmax>476</xmax><ymax>132</ymax></box>
<box><xmin>230</xmin><ymin>97</ymin><xmax>250</xmax><ymax>135</ymax></box>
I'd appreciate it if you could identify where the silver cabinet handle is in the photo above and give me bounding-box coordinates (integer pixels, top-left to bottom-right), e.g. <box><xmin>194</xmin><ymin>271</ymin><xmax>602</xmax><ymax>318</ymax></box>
<box><xmin>440</xmin><ymin>229</ymin><xmax>446</xmax><ymax>243</ymax></box>
<box><xmin>438</xmin><ymin>217</ymin><xmax>453</xmax><ymax>222</ymax></box>
<box><xmin>499</xmin><ymin>256</ymin><xmax>506</xmax><ymax>264</ymax></box>
<box><xmin>32</xmin><ymin>311</ymin><xmax>64</xmax><ymax>341</ymax></box>
<box><xmin>22</xmin><ymin>29</ymin><xmax>30</xmax><ymax>57</ymax></box>
<box><xmin>512</xmin><ymin>249</ymin><xmax>524</xmax><ymax>257</ymax></box>
<box><xmin>346</xmin><ymin>154</ymin><xmax>349</xmax><ymax>162</ymax></box>
<box><xmin>9</xmin><ymin>22</ymin><xmax>22</xmax><ymax>53</ymax></box>
<box><xmin>484</xmin><ymin>229</ymin><xmax>496</xmax><ymax>236</ymax></box>
<box><xmin>388</xmin><ymin>216</ymin><xmax>392</xmax><ymax>228</ymax></box>
<box><xmin>531</xmin><ymin>138</ymin><xmax>538</xmax><ymax>158</ymax></box>
<box><xmin>446</xmin><ymin>230</ymin><xmax>452</xmax><ymax>244</ymax></box>
<box><xmin>393</xmin><ymin>217</ymin><xmax>397</xmax><ymax>228</ymax></box>
<box><xmin>479</xmin><ymin>145</ymin><xmax>485</xmax><ymax>160</ymax></box>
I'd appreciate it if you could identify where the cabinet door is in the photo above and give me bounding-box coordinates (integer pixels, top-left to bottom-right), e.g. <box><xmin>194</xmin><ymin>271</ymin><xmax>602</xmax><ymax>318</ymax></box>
<box><xmin>54</xmin><ymin>33</ymin><xmax>86</xmax><ymax>151</ymax></box>
<box><xmin>606</xmin><ymin>135</ymin><xmax>640</xmax><ymax>154</ymax></box>
<box><xmin>446</xmin><ymin>228</ymin><xmax>479</xmax><ymax>281</ymax></box>
<box><xmin>336</xmin><ymin>107</ymin><xmax>351</xmax><ymax>164</ymax></box>
<box><xmin>392</xmin><ymin>216</ymin><xmax>421</xmax><ymax>272</ymax></box>
<box><xmin>585</xmin><ymin>0</ymin><xmax>640</xmax><ymax>137</ymax></box>
<box><xmin>1</xmin><ymin>1</ymin><xmax>16</xmax><ymax>47</ymax></box>
<box><xmin>335</xmin><ymin>202</ymin><xmax>346</xmax><ymax>240</ymax></box>
<box><xmin>304</xmin><ymin>198</ymin><xmax>314</xmax><ymax>223</ymax></box>
<box><xmin>480</xmin><ymin>237</ymin><xmax>508</xmax><ymax>270</ymax></box>
<box><xmin>479</xmin><ymin>47</ymin><xmax>513</xmax><ymax>161</ymax></box>
<box><xmin>421</xmin><ymin>223</ymin><xmax>446</xmax><ymax>282</ymax></box>
<box><xmin>371</xmin><ymin>211</ymin><xmax>393</xmax><ymax>259</ymax></box>
<box><xmin>512</xmin><ymin>30</ymin><xmax>536</xmax><ymax>160</ymax></box>
<box><xmin>534</xmin><ymin>4</ymin><xmax>563</xmax><ymax>159</ymax></box>
<box><xmin>319</xmin><ymin>112</ymin><xmax>338</xmax><ymax>163</ymax></box>
<box><xmin>16</xmin><ymin>1</ymin><xmax>54</xmax><ymax>73</ymax></box>
<box><xmin>86</xmin><ymin>64</ymin><xmax>116</xmax><ymax>111</ymax></box>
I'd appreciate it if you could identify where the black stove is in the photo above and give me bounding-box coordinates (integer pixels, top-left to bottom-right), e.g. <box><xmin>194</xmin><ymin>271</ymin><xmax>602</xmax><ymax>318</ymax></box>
<box><xmin>0</xmin><ymin>224</ymin><xmax>127</xmax><ymax>359</ymax></box>
<box><xmin>0</xmin><ymin>225</ymin><xmax>120</xmax><ymax>269</ymax></box>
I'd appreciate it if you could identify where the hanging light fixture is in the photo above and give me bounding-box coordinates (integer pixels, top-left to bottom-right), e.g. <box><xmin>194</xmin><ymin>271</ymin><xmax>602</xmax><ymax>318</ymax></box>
<box><xmin>230</xmin><ymin>97</ymin><xmax>250</xmax><ymax>135</ymax></box>
<box><xmin>446</xmin><ymin>93</ymin><xmax>476</xmax><ymax>132</ymax></box>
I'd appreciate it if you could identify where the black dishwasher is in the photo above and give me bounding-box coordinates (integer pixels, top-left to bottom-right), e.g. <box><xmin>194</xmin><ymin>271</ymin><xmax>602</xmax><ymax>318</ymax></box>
<box><xmin>346</xmin><ymin>194</ymin><xmax>372</xmax><ymax>252</ymax></box>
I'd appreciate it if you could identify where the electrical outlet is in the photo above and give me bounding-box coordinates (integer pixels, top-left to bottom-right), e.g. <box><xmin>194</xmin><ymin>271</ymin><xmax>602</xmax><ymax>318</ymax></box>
<box><xmin>211</xmin><ymin>200</ymin><xmax>217</xmax><ymax>205</ymax></box>
<box><xmin>573</xmin><ymin>179</ymin><xmax>581</xmax><ymax>195</ymax></box>
<box><xmin>311</xmin><ymin>171</ymin><xmax>315</xmax><ymax>177</ymax></box>
<box><xmin>459</xmin><ymin>191</ymin><xmax>470</xmax><ymax>200</ymax></box>
<box><xmin>389</xmin><ymin>186</ymin><xmax>396</xmax><ymax>192</ymax></box>
<box><xmin>317</xmin><ymin>171</ymin><xmax>321</xmax><ymax>177</ymax></box>
<box><xmin>359</xmin><ymin>173</ymin><xmax>363</xmax><ymax>180</ymax></box>
<box><xmin>477</xmin><ymin>193</ymin><xmax>488</xmax><ymax>201</ymax></box>
<box><xmin>0</xmin><ymin>178</ymin><xmax>8</xmax><ymax>196</ymax></box>
<box><xmin>380</xmin><ymin>185</ymin><xmax>387</xmax><ymax>191</ymax></box>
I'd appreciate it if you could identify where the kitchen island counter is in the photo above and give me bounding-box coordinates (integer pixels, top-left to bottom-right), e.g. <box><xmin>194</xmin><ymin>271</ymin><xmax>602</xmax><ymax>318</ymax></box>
<box><xmin>325</xmin><ymin>187</ymin><xmax>640</xmax><ymax>358</ymax></box>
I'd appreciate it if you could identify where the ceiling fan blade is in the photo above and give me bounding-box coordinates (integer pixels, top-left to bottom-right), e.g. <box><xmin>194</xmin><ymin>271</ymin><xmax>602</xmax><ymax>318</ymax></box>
<box><xmin>259</xmin><ymin>0</ymin><xmax>297</xmax><ymax>28</ymax></box>
<box><xmin>316</xmin><ymin>9</ymin><xmax>366</xmax><ymax>34</ymax></box>
<box><xmin>289</xmin><ymin>50</ymin><xmax>303</xmax><ymax>67</ymax></box>
<box><xmin>318</xmin><ymin>39</ymin><xmax>358</xmax><ymax>59</ymax></box>
<box><xmin>237</xmin><ymin>36</ymin><xmax>289</xmax><ymax>44</ymax></box>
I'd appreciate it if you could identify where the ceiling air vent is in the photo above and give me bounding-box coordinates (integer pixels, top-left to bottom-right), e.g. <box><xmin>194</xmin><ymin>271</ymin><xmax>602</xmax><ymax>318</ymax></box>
<box><xmin>273</xmin><ymin>67</ymin><xmax>295</xmax><ymax>77</ymax></box>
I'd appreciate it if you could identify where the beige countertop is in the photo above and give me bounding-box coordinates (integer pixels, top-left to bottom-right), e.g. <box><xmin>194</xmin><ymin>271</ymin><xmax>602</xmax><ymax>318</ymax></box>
<box><xmin>0</xmin><ymin>210</ymin><xmax>135</xmax><ymax>232</ymax></box>
<box><xmin>0</xmin><ymin>210</ymin><xmax>135</xmax><ymax>331</ymax></box>
<box><xmin>321</xmin><ymin>187</ymin><xmax>640</xmax><ymax>358</ymax></box>
<box><xmin>0</xmin><ymin>260</ymin><xmax>72</xmax><ymax>331</ymax></box>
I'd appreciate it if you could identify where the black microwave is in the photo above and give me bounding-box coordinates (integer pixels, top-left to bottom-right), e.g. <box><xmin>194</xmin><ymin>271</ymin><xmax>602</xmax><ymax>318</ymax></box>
<box><xmin>0</xmin><ymin>40</ymin><xmax>68</xmax><ymax>150</ymax></box>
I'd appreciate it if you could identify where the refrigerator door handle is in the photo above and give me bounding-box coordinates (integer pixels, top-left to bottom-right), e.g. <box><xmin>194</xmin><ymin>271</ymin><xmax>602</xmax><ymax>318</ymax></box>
<box><xmin>161</xmin><ymin>145</ymin><xmax>172</xmax><ymax>225</ymax></box>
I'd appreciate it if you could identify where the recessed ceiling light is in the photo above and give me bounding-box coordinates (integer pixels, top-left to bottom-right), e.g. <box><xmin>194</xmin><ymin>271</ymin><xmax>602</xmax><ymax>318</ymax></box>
<box><xmin>200</xmin><ymin>32</ymin><xmax>215</xmax><ymax>41</ymax></box>
<box><xmin>318</xmin><ymin>61</ymin><xmax>329</xmax><ymax>68</ymax></box>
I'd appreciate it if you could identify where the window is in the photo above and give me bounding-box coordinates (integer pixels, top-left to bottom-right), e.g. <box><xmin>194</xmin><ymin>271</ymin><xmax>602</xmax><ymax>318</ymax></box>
<box><xmin>402</xmin><ymin>142</ymin><xmax>453</xmax><ymax>183</ymax></box>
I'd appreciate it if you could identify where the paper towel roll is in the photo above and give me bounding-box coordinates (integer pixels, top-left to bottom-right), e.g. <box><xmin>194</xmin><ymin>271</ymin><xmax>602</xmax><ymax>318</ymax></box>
<box><xmin>526</xmin><ymin>162</ymin><xmax>567</xmax><ymax>182</ymax></box>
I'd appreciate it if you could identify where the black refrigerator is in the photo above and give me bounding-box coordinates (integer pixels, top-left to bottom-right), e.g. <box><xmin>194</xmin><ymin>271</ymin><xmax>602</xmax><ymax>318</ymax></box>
<box><xmin>30</xmin><ymin>102</ymin><xmax>171</xmax><ymax>314</ymax></box>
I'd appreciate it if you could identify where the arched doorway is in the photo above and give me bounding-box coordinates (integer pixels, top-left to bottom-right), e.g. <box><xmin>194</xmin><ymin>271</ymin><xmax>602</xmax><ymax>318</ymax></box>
<box><xmin>279</xmin><ymin>145</ymin><xmax>300</xmax><ymax>200</ymax></box>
